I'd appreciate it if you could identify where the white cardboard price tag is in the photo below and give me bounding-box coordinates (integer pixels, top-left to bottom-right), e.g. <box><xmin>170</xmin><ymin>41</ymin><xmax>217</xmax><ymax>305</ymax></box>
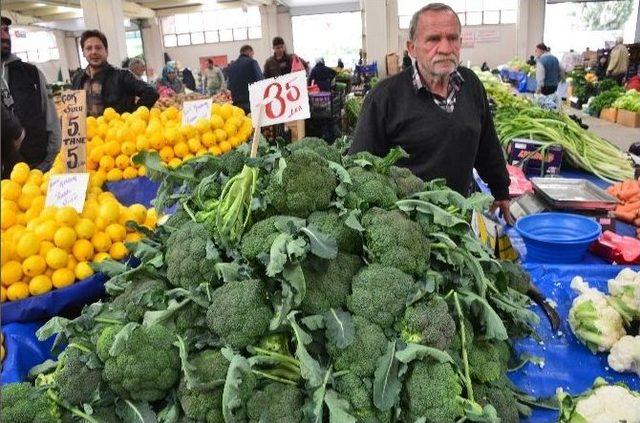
<box><xmin>249</xmin><ymin>71</ymin><xmax>310</xmax><ymax>127</ymax></box>
<box><xmin>44</xmin><ymin>173</ymin><xmax>89</xmax><ymax>213</ymax></box>
<box><xmin>182</xmin><ymin>98</ymin><xmax>213</xmax><ymax>126</ymax></box>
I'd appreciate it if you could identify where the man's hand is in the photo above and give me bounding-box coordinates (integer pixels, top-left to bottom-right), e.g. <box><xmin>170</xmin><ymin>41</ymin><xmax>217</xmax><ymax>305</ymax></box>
<box><xmin>490</xmin><ymin>199</ymin><xmax>515</xmax><ymax>226</ymax></box>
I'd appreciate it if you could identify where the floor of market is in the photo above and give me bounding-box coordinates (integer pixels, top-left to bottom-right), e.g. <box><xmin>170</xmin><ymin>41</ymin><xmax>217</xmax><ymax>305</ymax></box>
<box><xmin>575</xmin><ymin>111</ymin><xmax>640</xmax><ymax>152</ymax></box>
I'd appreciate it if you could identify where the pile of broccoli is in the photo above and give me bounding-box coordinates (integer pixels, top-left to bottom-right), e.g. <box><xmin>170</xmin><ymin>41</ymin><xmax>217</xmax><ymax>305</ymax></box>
<box><xmin>6</xmin><ymin>137</ymin><xmax>541</xmax><ymax>423</ymax></box>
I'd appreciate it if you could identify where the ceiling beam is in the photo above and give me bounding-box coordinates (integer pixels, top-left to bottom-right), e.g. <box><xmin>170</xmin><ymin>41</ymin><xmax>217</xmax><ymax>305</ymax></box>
<box><xmin>23</xmin><ymin>6</ymin><xmax>77</xmax><ymax>18</ymax></box>
<box><xmin>123</xmin><ymin>1</ymin><xmax>156</xmax><ymax>19</ymax></box>
<box><xmin>2</xmin><ymin>2</ymin><xmax>52</xmax><ymax>11</ymax></box>
<box><xmin>136</xmin><ymin>0</ymin><xmax>204</xmax><ymax>10</ymax></box>
<box><xmin>37</xmin><ymin>11</ymin><xmax>84</xmax><ymax>21</ymax></box>
<box><xmin>1</xmin><ymin>10</ymin><xmax>41</xmax><ymax>26</ymax></box>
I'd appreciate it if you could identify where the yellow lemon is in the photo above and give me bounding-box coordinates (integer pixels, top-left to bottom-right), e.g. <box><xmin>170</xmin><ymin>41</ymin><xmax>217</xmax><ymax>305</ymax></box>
<box><xmin>66</xmin><ymin>254</ymin><xmax>78</xmax><ymax>271</ymax></box>
<box><xmin>164</xmin><ymin>127</ymin><xmax>179</xmax><ymax>145</ymax></box>
<box><xmin>45</xmin><ymin>247</ymin><xmax>68</xmax><ymax>269</ymax></box>
<box><xmin>10</xmin><ymin>163</ymin><xmax>30</xmax><ymax>185</ymax></box>
<box><xmin>115</xmin><ymin>154</ymin><xmax>131</xmax><ymax>170</ymax></box>
<box><xmin>195</xmin><ymin>118</ymin><xmax>211</xmax><ymax>134</ymax></box>
<box><xmin>103</xmin><ymin>107</ymin><xmax>118</xmax><ymax>122</ymax></box>
<box><xmin>228</xmin><ymin>136</ymin><xmax>242</xmax><ymax>148</ymax></box>
<box><xmin>1</xmin><ymin>241</ymin><xmax>9</xmax><ymax>264</ymax></box>
<box><xmin>91</xmin><ymin>232</ymin><xmax>112</xmax><ymax>253</ymax></box>
<box><xmin>29</xmin><ymin>274</ymin><xmax>52</xmax><ymax>296</ymax></box>
<box><xmin>39</xmin><ymin>241</ymin><xmax>55</xmax><ymax>257</ymax></box>
<box><xmin>201</xmin><ymin>131</ymin><xmax>216</xmax><ymax>147</ymax></box>
<box><xmin>223</xmin><ymin>122</ymin><xmax>238</xmax><ymax>138</ymax></box>
<box><xmin>138</xmin><ymin>165</ymin><xmax>147</xmax><ymax>176</ymax></box>
<box><xmin>128</xmin><ymin>204</ymin><xmax>147</xmax><ymax>225</ymax></box>
<box><xmin>109</xmin><ymin>242</ymin><xmax>128</xmax><ymax>260</ymax></box>
<box><xmin>168</xmin><ymin>158</ymin><xmax>182</xmax><ymax>168</ymax></box>
<box><xmin>22</xmin><ymin>255</ymin><xmax>46</xmax><ymax>277</ymax></box>
<box><xmin>1</xmin><ymin>286</ymin><xmax>6</xmax><ymax>302</ymax></box>
<box><xmin>130</xmin><ymin>119</ymin><xmax>146</xmax><ymax>136</ymax></box>
<box><xmin>135</xmin><ymin>105</ymin><xmax>150</xmax><ymax>121</ymax></box>
<box><xmin>183</xmin><ymin>153</ymin><xmax>195</xmax><ymax>161</ymax></box>
<box><xmin>220</xmin><ymin>103</ymin><xmax>234</xmax><ymax>120</ymax></box>
<box><xmin>81</xmin><ymin>202</ymin><xmax>99</xmax><ymax>221</ymax></box>
<box><xmin>180</xmin><ymin>124</ymin><xmax>196</xmax><ymax>139</ymax></box>
<box><xmin>29</xmin><ymin>196</ymin><xmax>45</xmax><ymax>213</ymax></box>
<box><xmin>17</xmin><ymin>193</ymin><xmax>35</xmax><ymax>211</ymax></box>
<box><xmin>51</xmin><ymin>268</ymin><xmax>75</xmax><ymax>289</ymax></box>
<box><xmin>7</xmin><ymin>281</ymin><xmax>29</xmax><ymax>301</ymax></box>
<box><xmin>187</xmin><ymin>138</ymin><xmax>202</xmax><ymax>153</ymax></box>
<box><xmin>219</xmin><ymin>141</ymin><xmax>232</xmax><ymax>154</ymax></box>
<box><xmin>89</xmin><ymin>146</ymin><xmax>105</xmax><ymax>164</ymax></box>
<box><xmin>16</xmin><ymin>232</ymin><xmax>40</xmax><ymax>258</ymax></box>
<box><xmin>210</xmin><ymin>114</ymin><xmax>225</xmax><ymax>130</ymax></box>
<box><xmin>232</xmin><ymin>106</ymin><xmax>246</xmax><ymax>119</ymax></box>
<box><xmin>104</xmin><ymin>141</ymin><xmax>121</xmax><ymax>157</ymax></box>
<box><xmin>74</xmin><ymin>218</ymin><xmax>96</xmax><ymax>240</ymax></box>
<box><xmin>164</xmin><ymin>106</ymin><xmax>179</xmax><ymax>121</ymax></box>
<box><xmin>21</xmin><ymin>182</ymin><xmax>41</xmax><ymax>198</ymax></box>
<box><xmin>53</xmin><ymin>226</ymin><xmax>77</xmax><ymax>249</ymax></box>
<box><xmin>209</xmin><ymin>146</ymin><xmax>222</xmax><ymax>156</ymax></box>
<box><xmin>211</xmin><ymin>103</ymin><xmax>222</xmax><ymax>116</ymax></box>
<box><xmin>99</xmin><ymin>155</ymin><xmax>116</xmax><ymax>172</ymax></box>
<box><xmin>148</xmin><ymin>131</ymin><xmax>164</xmax><ymax>150</ymax></box>
<box><xmin>92</xmin><ymin>252</ymin><xmax>111</xmax><ymax>263</ymax></box>
<box><xmin>160</xmin><ymin>146</ymin><xmax>175</xmax><ymax>162</ymax></box>
<box><xmin>56</xmin><ymin>206</ymin><xmax>79</xmax><ymax>227</ymax></box>
<box><xmin>121</xmin><ymin>142</ymin><xmax>137</xmax><ymax>156</ymax></box>
<box><xmin>75</xmin><ymin>261</ymin><xmax>94</xmax><ymax>280</ymax></box>
<box><xmin>35</xmin><ymin>220</ymin><xmax>58</xmax><ymax>241</ymax></box>
<box><xmin>125</xmin><ymin>232</ymin><xmax>143</xmax><ymax>243</ymax></box>
<box><xmin>105</xmin><ymin>224</ymin><xmax>127</xmax><ymax>243</ymax></box>
<box><xmin>144</xmin><ymin>208</ymin><xmax>158</xmax><ymax>228</ymax></box>
<box><xmin>214</xmin><ymin>128</ymin><xmax>227</xmax><ymax>143</ymax></box>
<box><xmin>136</xmin><ymin>134</ymin><xmax>149</xmax><ymax>151</ymax></box>
<box><xmin>2</xmin><ymin>180</ymin><xmax>21</xmax><ymax>201</ymax></box>
<box><xmin>72</xmin><ymin>239</ymin><xmax>94</xmax><ymax>262</ymax></box>
<box><xmin>1</xmin><ymin>207</ymin><xmax>16</xmax><ymax>229</ymax></box>
<box><xmin>107</xmin><ymin>168</ymin><xmax>123</xmax><ymax>182</ymax></box>
<box><xmin>1</xmin><ymin>261</ymin><xmax>23</xmax><ymax>286</ymax></box>
<box><xmin>123</xmin><ymin>167</ymin><xmax>138</xmax><ymax>179</ymax></box>
<box><xmin>173</xmin><ymin>142</ymin><xmax>189</xmax><ymax>158</ymax></box>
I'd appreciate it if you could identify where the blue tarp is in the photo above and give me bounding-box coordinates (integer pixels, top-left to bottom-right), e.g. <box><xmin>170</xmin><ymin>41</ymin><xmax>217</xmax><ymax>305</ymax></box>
<box><xmin>511</xmin><ymin>263</ymin><xmax>640</xmax><ymax>422</ymax></box>
<box><xmin>1</xmin><ymin>272</ymin><xmax>107</xmax><ymax>325</ymax></box>
<box><xmin>1</xmin><ymin>322</ymin><xmax>55</xmax><ymax>384</ymax></box>
<box><xmin>106</xmin><ymin>177</ymin><xmax>159</xmax><ymax>208</ymax></box>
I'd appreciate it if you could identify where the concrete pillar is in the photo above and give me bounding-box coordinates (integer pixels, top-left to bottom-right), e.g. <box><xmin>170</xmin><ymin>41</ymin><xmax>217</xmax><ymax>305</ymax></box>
<box><xmin>635</xmin><ymin>4</ymin><xmax>640</xmax><ymax>43</ymax></box>
<box><xmin>80</xmin><ymin>0</ymin><xmax>128</xmax><ymax>67</ymax></box>
<box><xmin>386</xmin><ymin>0</ymin><xmax>399</xmax><ymax>54</ymax></box>
<box><xmin>516</xmin><ymin>0</ymin><xmax>545</xmax><ymax>59</ymax></box>
<box><xmin>140</xmin><ymin>17</ymin><xmax>163</xmax><ymax>81</ymax></box>
<box><xmin>53</xmin><ymin>30</ymin><xmax>71</xmax><ymax>82</ymax></box>
<box><xmin>260</xmin><ymin>5</ymin><xmax>279</xmax><ymax>63</ymax></box>
<box><xmin>361</xmin><ymin>0</ymin><xmax>389</xmax><ymax>76</ymax></box>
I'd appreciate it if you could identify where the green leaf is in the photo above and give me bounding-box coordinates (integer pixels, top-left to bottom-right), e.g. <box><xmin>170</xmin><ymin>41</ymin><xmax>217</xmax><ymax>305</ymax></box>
<box><xmin>460</xmin><ymin>399</ymin><xmax>499</xmax><ymax>422</ymax></box>
<box><xmin>91</xmin><ymin>259</ymin><xmax>128</xmax><ymax>276</ymax></box>
<box><xmin>458</xmin><ymin>290</ymin><xmax>509</xmax><ymax>341</ymax></box>
<box><xmin>116</xmin><ymin>400</ymin><xmax>157</xmax><ymax>423</ymax></box>
<box><xmin>301</xmin><ymin>314</ymin><xmax>325</xmax><ymax>331</ymax></box>
<box><xmin>222</xmin><ymin>353</ymin><xmax>252</xmax><ymax>422</ymax></box>
<box><xmin>395</xmin><ymin>343</ymin><xmax>454</xmax><ymax>364</ymax></box>
<box><xmin>328</xmin><ymin>161</ymin><xmax>352</xmax><ymax>197</ymax></box>
<box><xmin>283</xmin><ymin>263</ymin><xmax>306</xmax><ymax>306</ymax></box>
<box><xmin>287</xmin><ymin>311</ymin><xmax>325</xmax><ymax>388</ymax></box>
<box><xmin>142</xmin><ymin>299</ymin><xmax>190</xmax><ymax>327</ymax></box>
<box><xmin>36</xmin><ymin>317</ymin><xmax>71</xmax><ymax>342</ymax></box>
<box><xmin>270</xmin><ymin>284</ymin><xmax>294</xmax><ymax>331</ymax></box>
<box><xmin>324</xmin><ymin>390</ymin><xmax>357</xmax><ymax>423</ymax></box>
<box><xmin>304</xmin><ymin>368</ymin><xmax>331</xmax><ymax>423</ymax></box>
<box><xmin>266</xmin><ymin>233</ymin><xmax>294</xmax><ymax>277</ymax></box>
<box><xmin>300</xmin><ymin>226</ymin><xmax>338</xmax><ymax>260</ymax></box>
<box><xmin>344</xmin><ymin>210</ymin><xmax>364</xmax><ymax>232</ymax></box>
<box><xmin>373</xmin><ymin>340</ymin><xmax>402</xmax><ymax>411</ymax></box>
<box><xmin>156</xmin><ymin>397</ymin><xmax>180</xmax><ymax>423</ymax></box>
<box><xmin>174</xmin><ymin>335</ymin><xmax>197</xmax><ymax>389</ymax></box>
<box><xmin>323</xmin><ymin>309</ymin><xmax>355</xmax><ymax>349</ymax></box>
<box><xmin>109</xmin><ymin>322</ymin><xmax>139</xmax><ymax>357</ymax></box>
<box><xmin>396</xmin><ymin>199</ymin><xmax>469</xmax><ymax>231</ymax></box>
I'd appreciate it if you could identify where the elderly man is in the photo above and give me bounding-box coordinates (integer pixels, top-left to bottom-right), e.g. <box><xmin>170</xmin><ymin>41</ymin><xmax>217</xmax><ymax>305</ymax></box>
<box><xmin>535</xmin><ymin>43</ymin><xmax>562</xmax><ymax>95</ymax></box>
<box><xmin>128</xmin><ymin>57</ymin><xmax>147</xmax><ymax>81</ymax></box>
<box><xmin>350</xmin><ymin>3</ymin><xmax>511</xmax><ymax>221</ymax></box>
<box><xmin>1</xmin><ymin>16</ymin><xmax>60</xmax><ymax>172</ymax></box>
<box><xmin>607</xmin><ymin>36</ymin><xmax>630</xmax><ymax>86</ymax></box>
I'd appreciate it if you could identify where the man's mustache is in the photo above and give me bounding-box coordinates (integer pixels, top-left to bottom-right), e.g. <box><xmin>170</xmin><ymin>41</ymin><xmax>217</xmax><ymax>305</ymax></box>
<box><xmin>433</xmin><ymin>56</ymin><xmax>458</xmax><ymax>64</ymax></box>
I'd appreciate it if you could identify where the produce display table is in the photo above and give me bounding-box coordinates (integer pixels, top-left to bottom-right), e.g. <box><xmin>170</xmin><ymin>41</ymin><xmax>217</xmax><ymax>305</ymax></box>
<box><xmin>106</xmin><ymin>176</ymin><xmax>160</xmax><ymax>208</ymax></box>
<box><xmin>0</xmin><ymin>322</ymin><xmax>55</xmax><ymax>384</ymax></box>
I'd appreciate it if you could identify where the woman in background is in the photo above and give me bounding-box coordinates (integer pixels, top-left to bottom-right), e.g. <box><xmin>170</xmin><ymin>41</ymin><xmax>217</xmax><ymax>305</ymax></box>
<box><xmin>156</xmin><ymin>61</ymin><xmax>184</xmax><ymax>96</ymax></box>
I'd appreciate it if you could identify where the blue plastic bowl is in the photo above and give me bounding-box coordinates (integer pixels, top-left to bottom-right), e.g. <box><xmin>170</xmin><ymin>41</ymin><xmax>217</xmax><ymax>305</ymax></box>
<box><xmin>515</xmin><ymin>213</ymin><xmax>601</xmax><ymax>263</ymax></box>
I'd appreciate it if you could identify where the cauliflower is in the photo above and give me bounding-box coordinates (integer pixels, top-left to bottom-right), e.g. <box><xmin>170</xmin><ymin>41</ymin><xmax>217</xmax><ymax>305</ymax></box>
<box><xmin>568</xmin><ymin>276</ymin><xmax>625</xmax><ymax>353</ymax></box>
<box><xmin>608</xmin><ymin>335</ymin><xmax>640</xmax><ymax>376</ymax></box>
<box><xmin>557</xmin><ymin>378</ymin><xmax>640</xmax><ymax>423</ymax></box>
<box><xmin>607</xmin><ymin>268</ymin><xmax>640</xmax><ymax>322</ymax></box>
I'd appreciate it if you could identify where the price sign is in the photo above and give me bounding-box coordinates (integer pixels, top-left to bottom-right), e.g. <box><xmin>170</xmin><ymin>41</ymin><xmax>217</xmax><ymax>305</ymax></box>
<box><xmin>182</xmin><ymin>98</ymin><xmax>212</xmax><ymax>126</ymax></box>
<box><xmin>249</xmin><ymin>70</ymin><xmax>310</xmax><ymax>127</ymax></box>
<box><xmin>44</xmin><ymin>173</ymin><xmax>90</xmax><ymax>213</ymax></box>
<box><xmin>60</xmin><ymin>90</ymin><xmax>87</xmax><ymax>173</ymax></box>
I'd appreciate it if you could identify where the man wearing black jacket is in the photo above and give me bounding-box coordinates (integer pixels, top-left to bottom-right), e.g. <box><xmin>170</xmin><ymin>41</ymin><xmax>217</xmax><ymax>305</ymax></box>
<box><xmin>71</xmin><ymin>30</ymin><xmax>158</xmax><ymax>117</ymax></box>
<box><xmin>350</xmin><ymin>4</ymin><xmax>512</xmax><ymax>222</ymax></box>
<box><xmin>227</xmin><ymin>45</ymin><xmax>263</xmax><ymax>114</ymax></box>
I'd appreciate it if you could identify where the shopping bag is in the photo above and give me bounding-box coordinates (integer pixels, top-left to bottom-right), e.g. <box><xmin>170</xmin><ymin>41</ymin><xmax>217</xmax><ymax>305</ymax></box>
<box><xmin>291</xmin><ymin>55</ymin><xmax>305</xmax><ymax>72</ymax></box>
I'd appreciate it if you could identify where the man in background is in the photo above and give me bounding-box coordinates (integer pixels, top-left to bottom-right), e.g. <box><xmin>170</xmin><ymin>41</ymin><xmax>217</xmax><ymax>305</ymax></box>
<box><xmin>607</xmin><ymin>36</ymin><xmax>630</xmax><ymax>85</ymax></box>
<box><xmin>308</xmin><ymin>58</ymin><xmax>337</xmax><ymax>92</ymax></box>
<box><xmin>128</xmin><ymin>57</ymin><xmax>147</xmax><ymax>81</ymax></box>
<box><xmin>203</xmin><ymin>59</ymin><xmax>225</xmax><ymax>95</ymax></box>
<box><xmin>263</xmin><ymin>36</ymin><xmax>308</xmax><ymax>78</ymax></box>
<box><xmin>227</xmin><ymin>45</ymin><xmax>263</xmax><ymax>114</ymax></box>
<box><xmin>1</xmin><ymin>16</ymin><xmax>60</xmax><ymax>172</ymax></box>
<box><xmin>2</xmin><ymin>102</ymin><xmax>25</xmax><ymax>178</ymax></box>
<box><xmin>535</xmin><ymin>43</ymin><xmax>563</xmax><ymax>95</ymax></box>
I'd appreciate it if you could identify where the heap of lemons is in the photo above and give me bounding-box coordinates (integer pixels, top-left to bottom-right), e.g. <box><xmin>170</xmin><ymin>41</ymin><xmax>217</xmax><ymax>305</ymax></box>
<box><xmin>1</xmin><ymin>162</ymin><xmax>158</xmax><ymax>303</ymax></box>
<box><xmin>50</xmin><ymin>103</ymin><xmax>253</xmax><ymax>180</ymax></box>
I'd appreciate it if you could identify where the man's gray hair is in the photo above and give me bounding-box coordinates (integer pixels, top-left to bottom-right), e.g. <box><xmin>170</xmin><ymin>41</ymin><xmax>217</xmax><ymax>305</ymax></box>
<box><xmin>409</xmin><ymin>3</ymin><xmax>462</xmax><ymax>41</ymax></box>
<box><xmin>129</xmin><ymin>57</ymin><xmax>146</xmax><ymax>68</ymax></box>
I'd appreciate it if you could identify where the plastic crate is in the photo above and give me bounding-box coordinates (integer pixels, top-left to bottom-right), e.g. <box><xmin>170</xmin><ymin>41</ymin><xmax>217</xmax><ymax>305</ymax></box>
<box><xmin>310</xmin><ymin>92</ymin><xmax>332</xmax><ymax>119</ymax></box>
<box><xmin>331</xmin><ymin>90</ymin><xmax>346</xmax><ymax>120</ymax></box>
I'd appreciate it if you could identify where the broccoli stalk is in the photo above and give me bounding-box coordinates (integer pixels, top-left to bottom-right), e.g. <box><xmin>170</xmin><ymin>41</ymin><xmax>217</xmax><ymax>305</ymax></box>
<box><xmin>248</xmin><ymin>334</ymin><xmax>302</xmax><ymax>385</ymax></box>
<box><xmin>453</xmin><ymin>291</ymin><xmax>475</xmax><ymax>403</ymax></box>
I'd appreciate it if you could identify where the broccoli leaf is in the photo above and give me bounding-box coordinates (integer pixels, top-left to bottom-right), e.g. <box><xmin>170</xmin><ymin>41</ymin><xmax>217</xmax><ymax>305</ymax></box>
<box><xmin>328</xmin><ymin>161</ymin><xmax>352</xmax><ymax>198</ymax></box>
<box><xmin>304</xmin><ymin>368</ymin><xmax>331</xmax><ymax>423</ymax></box>
<box><xmin>283</xmin><ymin>263</ymin><xmax>306</xmax><ymax>306</ymax></box>
<box><xmin>288</xmin><ymin>311</ymin><xmax>325</xmax><ymax>388</ymax></box>
<box><xmin>300</xmin><ymin>226</ymin><xmax>338</xmax><ymax>260</ymax></box>
<box><xmin>302</xmin><ymin>314</ymin><xmax>326</xmax><ymax>331</ymax></box>
<box><xmin>270</xmin><ymin>283</ymin><xmax>294</xmax><ymax>331</ymax></box>
<box><xmin>373</xmin><ymin>340</ymin><xmax>402</xmax><ymax>411</ymax></box>
<box><xmin>395</xmin><ymin>343</ymin><xmax>454</xmax><ymax>364</ymax></box>
<box><xmin>325</xmin><ymin>389</ymin><xmax>357</xmax><ymax>423</ymax></box>
<box><xmin>222</xmin><ymin>352</ymin><xmax>252</xmax><ymax>422</ymax></box>
<box><xmin>115</xmin><ymin>399</ymin><xmax>157</xmax><ymax>423</ymax></box>
<box><xmin>396</xmin><ymin>199</ymin><xmax>469</xmax><ymax>231</ymax></box>
<box><xmin>108</xmin><ymin>322</ymin><xmax>139</xmax><ymax>357</ymax></box>
<box><xmin>324</xmin><ymin>309</ymin><xmax>355</xmax><ymax>349</ymax></box>
<box><xmin>344</xmin><ymin>210</ymin><xmax>365</xmax><ymax>232</ymax></box>
<box><xmin>458</xmin><ymin>290</ymin><xmax>509</xmax><ymax>341</ymax></box>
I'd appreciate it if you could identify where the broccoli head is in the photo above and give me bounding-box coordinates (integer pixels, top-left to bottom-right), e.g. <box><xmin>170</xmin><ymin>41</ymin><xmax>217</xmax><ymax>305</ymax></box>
<box><xmin>333</xmin><ymin>373</ymin><xmax>391</xmax><ymax>423</ymax></box>
<box><xmin>327</xmin><ymin>316</ymin><xmax>388</xmax><ymax>378</ymax></box>
<box><xmin>468</xmin><ymin>340</ymin><xmax>511</xmax><ymax>384</ymax></box>
<box><xmin>246</xmin><ymin>382</ymin><xmax>305</xmax><ymax>423</ymax></box>
<box><xmin>54</xmin><ymin>346</ymin><xmax>102</xmax><ymax>407</ymax></box>
<box><xmin>178</xmin><ymin>349</ymin><xmax>229</xmax><ymax>423</ymax></box>
<box><xmin>307</xmin><ymin>210</ymin><xmax>362</xmax><ymax>254</ymax></box>
<box><xmin>500</xmin><ymin>261</ymin><xmax>531</xmax><ymax>295</ymax></box>
<box><xmin>218</xmin><ymin>148</ymin><xmax>246</xmax><ymax>176</ymax></box>
<box><xmin>166</xmin><ymin>221</ymin><xmax>219</xmax><ymax>289</ymax></box>
<box><xmin>98</xmin><ymin>324</ymin><xmax>181</xmax><ymax>402</ymax></box>
<box><xmin>110</xmin><ymin>278</ymin><xmax>168</xmax><ymax>322</ymax></box>
<box><xmin>473</xmin><ymin>381</ymin><xmax>520</xmax><ymax>423</ymax></box>
<box><xmin>362</xmin><ymin>208</ymin><xmax>430</xmax><ymax>277</ymax></box>
<box><xmin>347</xmin><ymin>264</ymin><xmax>414</xmax><ymax>329</ymax></box>
<box><xmin>175</xmin><ymin>301</ymin><xmax>209</xmax><ymax>339</ymax></box>
<box><xmin>396</xmin><ymin>295</ymin><xmax>456</xmax><ymax>350</ymax></box>
<box><xmin>206</xmin><ymin>279</ymin><xmax>273</xmax><ymax>350</ymax></box>
<box><xmin>240</xmin><ymin>216</ymin><xmax>284</xmax><ymax>262</ymax></box>
<box><xmin>344</xmin><ymin>166</ymin><xmax>398</xmax><ymax>210</ymax></box>
<box><xmin>287</xmin><ymin>137</ymin><xmax>341</xmax><ymax>163</ymax></box>
<box><xmin>266</xmin><ymin>149</ymin><xmax>337</xmax><ymax>218</ymax></box>
<box><xmin>96</xmin><ymin>325</ymin><xmax>121</xmax><ymax>363</ymax></box>
<box><xmin>390</xmin><ymin>166</ymin><xmax>424</xmax><ymax>198</ymax></box>
<box><xmin>402</xmin><ymin>359</ymin><xmax>464</xmax><ymax>422</ymax></box>
<box><xmin>0</xmin><ymin>382</ymin><xmax>59</xmax><ymax>423</ymax></box>
<box><xmin>300</xmin><ymin>253</ymin><xmax>363</xmax><ymax>315</ymax></box>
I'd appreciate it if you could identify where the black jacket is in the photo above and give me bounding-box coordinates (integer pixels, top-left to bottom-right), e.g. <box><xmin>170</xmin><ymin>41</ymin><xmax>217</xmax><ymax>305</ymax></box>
<box><xmin>227</xmin><ymin>54</ymin><xmax>263</xmax><ymax>110</ymax></box>
<box><xmin>71</xmin><ymin>63</ymin><xmax>158</xmax><ymax>115</ymax></box>
<box><xmin>308</xmin><ymin>63</ymin><xmax>337</xmax><ymax>92</ymax></box>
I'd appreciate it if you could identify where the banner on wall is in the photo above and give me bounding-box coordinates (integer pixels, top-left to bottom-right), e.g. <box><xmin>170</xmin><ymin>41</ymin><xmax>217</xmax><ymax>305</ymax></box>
<box><xmin>199</xmin><ymin>55</ymin><xmax>229</xmax><ymax>70</ymax></box>
<box><xmin>460</xmin><ymin>29</ymin><xmax>501</xmax><ymax>48</ymax></box>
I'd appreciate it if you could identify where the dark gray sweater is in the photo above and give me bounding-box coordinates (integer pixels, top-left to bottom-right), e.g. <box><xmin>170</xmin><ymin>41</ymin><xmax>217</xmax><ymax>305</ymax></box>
<box><xmin>350</xmin><ymin>66</ymin><xmax>510</xmax><ymax>200</ymax></box>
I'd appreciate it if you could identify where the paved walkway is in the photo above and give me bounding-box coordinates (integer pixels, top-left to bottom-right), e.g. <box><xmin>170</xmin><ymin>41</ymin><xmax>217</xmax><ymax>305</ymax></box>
<box><xmin>571</xmin><ymin>110</ymin><xmax>639</xmax><ymax>152</ymax></box>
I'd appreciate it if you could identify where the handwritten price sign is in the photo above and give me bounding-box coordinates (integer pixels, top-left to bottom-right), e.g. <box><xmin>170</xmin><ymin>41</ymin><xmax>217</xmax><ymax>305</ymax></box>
<box><xmin>60</xmin><ymin>90</ymin><xmax>87</xmax><ymax>173</ymax></box>
<box><xmin>249</xmin><ymin>70</ymin><xmax>310</xmax><ymax>127</ymax></box>
<box><xmin>182</xmin><ymin>98</ymin><xmax>212</xmax><ymax>126</ymax></box>
<box><xmin>45</xmin><ymin>173</ymin><xmax>90</xmax><ymax>213</ymax></box>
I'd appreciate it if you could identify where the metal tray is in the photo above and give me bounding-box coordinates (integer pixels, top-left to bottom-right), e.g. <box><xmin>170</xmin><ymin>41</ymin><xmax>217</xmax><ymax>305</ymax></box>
<box><xmin>530</xmin><ymin>177</ymin><xmax>619</xmax><ymax>211</ymax></box>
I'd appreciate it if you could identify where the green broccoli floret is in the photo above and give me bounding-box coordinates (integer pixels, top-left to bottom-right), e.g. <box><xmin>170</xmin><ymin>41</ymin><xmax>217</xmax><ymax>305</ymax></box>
<box><xmin>163</xmin><ymin>209</ymin><xmax>193</xmax><ymax>229</ymax></box>
<box><xmin>54</xmin><ymin>347</ymin><xmax>102</xmax><ymax>407</ymax></box>
<box><xmin>96</xmin><ymin>325</ymin><xmax>121</xmax><ymax>363</ymax></box>
<box><xmin>206</xmin><ymin>279</ymin><xmax>273</xmax><ymax>350</ymax></box>
<box><xmin>307</xmin><ymin>210</ymin><xmax>362</xmax><ymax>254</ymax></box>
<box><xmin>473</xmin><ymin>381</ymin><xmax>520</xmax><ymax>423</ymax></box>
<box><xmin>333</xmin><ymin>373</ymin><xmax>391</xmax><ymax>423</ymax></box>
<box><xmin>468</xmin><ymin>340</ymin><xmax>510</xmax><ymax>383</ymax></box>
<box><xmin>266</xmin><ymin>149</ymin><xmax>337</xmax><ymax>218</ymax></box>
<box><xmin>240</xmin><ymin>216</ymin><xmax>284</xmax><ymax>262</ymax></box>
<box><xmin>0</xmin><ymin>382</ymin><xmax>60</xmax><ymax>423</ymax></box>
<box><xmin>300</xmin><ymin>252</ymin><xmax>363</xmax><ymax>315</ymax></box>
<box><xmin>396</xmin><ymin>295</ymin><xmax>456</xmax><ymax>350</ymax></box>
<box><xmin>110</xmin><ymin>278</ymin><xmax>168</xmax><ymax>322</ymax></box>
<box><xmin>347</xmin><ymin>264</ymin><xmax>414</xmax><ymax>329</ymax></box>
<box><xmin>246</xmin><ymin>382</ymin><xmax>304</xmax><ymax>423</ymax></box>
<box><xmin>175</xmin><ymin>301</ymin><xmax>209</xmax><ymax>338</ymax></box>
<box><xmin>390</xmin><ymin>166</ymin><xmax>424</xmax><ymax>198</ymax></box>
<box><xmin>362</xmin><ymin>208</ymin><xmax>430</xmax><ymax>277</ymax></box>
<box><xmin>165</xmin><ymin>221</ymin><xmax>219</xmax><ymax>289</ymax></box>
<box><xmin>500</xmin><ymin>261</ymin><xmax>531</xmax><ymax>294</ymax></box>
<box><xmin>90</xmin><ymin>407</ymin><xmax>123</xmax><ymax>423</ymax></box>
<box><xmin>327</xmin><ymin>316</ymin><xmax>388</xmax><ymax>377</ymax></box>
<box><xmin>287</xmin><ymin>137</ymin><xmax>341</xmax><ymax>163</ymax></box>
<box><xmin>98</xmin><ymin>324</ymin><xmax>180</xmax><ymax>401</ymax></box>
<box><xmin>218</xmin><ymin>148</ymin><xmax>246</xmax><ymax>176</ymax></box>
<box><xmin>402</xmin><ymin>359</ymin><xmax>464</xmax><ymax>422</ymax></box>
<box><xmin>178</xmin><ymin>349</ymin><xmax>229</xmax><ymax>423</ymax></box>
<box><xmin>344</xmin><ymin>166</ymin><xmax>398</xmax><ymax>210</ymax></box>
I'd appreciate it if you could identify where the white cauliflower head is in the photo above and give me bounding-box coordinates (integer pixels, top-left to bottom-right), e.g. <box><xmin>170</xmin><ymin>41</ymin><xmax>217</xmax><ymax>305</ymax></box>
<box><xmin>608</xmin><ymin>335</ymin><xmax>640</xmax><ymax>376</ymax></box>
<box><xmin>607</xmin><ymin>268</ymin><xmax>640</xmax><ymax>322</ymax></box>
<box><xmin>568</xmin><ymin>276</ymin><xmax>626</xmax><ymax>353</ymax></box>
<box><xmin>558</xmin><ymin>378</ymin><xmax>640</xmax><ymax>423</ymax></box>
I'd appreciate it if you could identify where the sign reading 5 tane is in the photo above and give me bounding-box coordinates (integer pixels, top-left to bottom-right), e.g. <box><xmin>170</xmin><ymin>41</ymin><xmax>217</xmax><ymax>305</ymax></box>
<box><xmin>249</xmin><ymin>71</ymin><xmax>310</xmax><ymax>127</ymax></box>
<box><xmin>60</xmin><ymin>90</ymin><xmax>87</xmax><ymax>173</ymax></box>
